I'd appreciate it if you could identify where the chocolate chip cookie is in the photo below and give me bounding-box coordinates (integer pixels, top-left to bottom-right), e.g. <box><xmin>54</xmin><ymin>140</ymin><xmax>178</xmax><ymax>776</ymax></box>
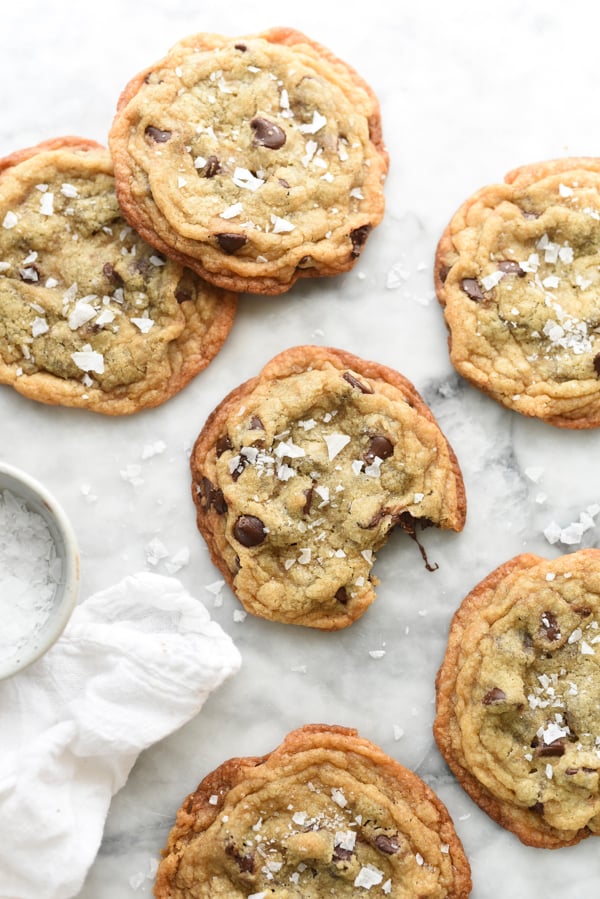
<box><xmin>0</xmin><ymin>137</ymin><xmax>236</xmax><ymax>414</ymax></box>
<box><xmin>154</xmin><ymin>724</ymin><xmax>472</xmax><ymax>898</ymax></box>
<box><xmin>434</xmin><ymin>549</ymin><xmax>600</xmax><ymax>847</ymax></box>
<box><xmin>109</xmin><ymin>28</ymin><xmax>388</xmax><ymax>295</ymax></box>
<box><xmin>435</xmin><ymin>158</ymin><xmax>600</xmax><ymax>427</ymax></box>
<box><xmin>190</xmin><ymin>346</ymin><xmax>466</xmax><ymax>629</ymax></box>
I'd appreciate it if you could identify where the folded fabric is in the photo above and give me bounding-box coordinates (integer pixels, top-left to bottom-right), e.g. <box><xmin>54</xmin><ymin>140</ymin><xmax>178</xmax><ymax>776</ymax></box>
<box><xmin>0</xmin><ymin>572</ymin><xmax>242</xmax><ymax>899</ymax></box>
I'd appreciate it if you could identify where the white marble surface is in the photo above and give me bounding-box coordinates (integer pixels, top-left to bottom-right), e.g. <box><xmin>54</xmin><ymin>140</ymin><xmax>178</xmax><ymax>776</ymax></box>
<box><xmin>2</xmin><ymin>0</ymin><xmax>600</xmax><ymax>895</ymax></box>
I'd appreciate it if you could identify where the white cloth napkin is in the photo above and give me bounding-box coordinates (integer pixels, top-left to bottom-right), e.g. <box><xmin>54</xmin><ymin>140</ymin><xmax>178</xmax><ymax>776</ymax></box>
<box><xmin>0</xmin><ymin>572</ymin><xmax>242</xmax><ymax>899</ymax></box>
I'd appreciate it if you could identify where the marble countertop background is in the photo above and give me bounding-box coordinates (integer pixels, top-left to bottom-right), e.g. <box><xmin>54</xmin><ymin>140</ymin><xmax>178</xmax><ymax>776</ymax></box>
<box><xmin>2</xmin><ymin>1</ymin><xmax>600</xmax><ymax>895</ymax></box>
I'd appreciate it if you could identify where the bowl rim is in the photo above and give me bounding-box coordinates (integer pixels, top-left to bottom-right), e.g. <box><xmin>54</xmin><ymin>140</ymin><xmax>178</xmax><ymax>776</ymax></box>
<box><xmin>0</xmin><ymin>460</ymin><xmax>80</xmax><ymax>679</ymax></box>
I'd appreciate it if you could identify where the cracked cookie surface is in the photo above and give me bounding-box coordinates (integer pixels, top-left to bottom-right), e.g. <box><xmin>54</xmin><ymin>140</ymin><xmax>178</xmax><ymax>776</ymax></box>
<box><xmin>434</xmin><ymin>549</ymin><xmax>600</xmax><ymax>847</ymax></box>
<box><xmin>435</xmin><ymin>158</ymin><xmax>600</xmax><ymax>427</ymax></box>
<box><xmin>0</xmin><ymin>137</ymin><xmax>236</xmax><ymax>414</ymax></box>
<box><xmin>109</xmin><ymin>28</ymin><xmax>388</xmax><ymax>295</ymax></box>
<box><xmin>190</xmin><ymin>346</ymin><xmax>466</xmax><ymax>629</ymax></box>
<box><xmin>154</xmin><ymin>724</ymin><xmax>472</xmax><ymax>898</ymax></box>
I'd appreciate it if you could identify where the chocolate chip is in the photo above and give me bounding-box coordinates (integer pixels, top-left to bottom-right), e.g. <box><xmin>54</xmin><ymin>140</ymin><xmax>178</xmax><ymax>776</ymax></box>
<box><xmin>103</xmin><ymin>262</ymin><xmax>124</xmax><ymax>286</ymax></box>
<box><xmin>350</xmin><ymin>225</ymin><xmax>371</xmax><ymax>257</ymax></box>
<box><xmin>335</xmin><ymin>587</ymin><xmax>349</xmax><ymax>604</ymax></box>
<box><xmin>234</xmin><ymin>43</ymin><xmax>247</xmax><ymax>51</ymax></box>
<box><xmin>251</xmin><ymin>116</ymin><xmax>286</xmax><ymax>149</ymax></box>
<box><xmin>248</xmin><ymin>415</ymin><xmax>264</xmax><ymax>430</ymax></box>
<box><xmin>216</xmin><ymin>233</ymin><xmax>247</xmax><ymax>254</ymax></box>
<box><xmin>175</xmin><ymin>285</ymin><xmax>193</xmax><ymax>303</ymax></box>
<box><xmin>373</xmin><ymin>834</ymin><xmax>399</xmax><ymax>855</ymax></box>
<box><xmin>233</xmin><ymin>514</ymin><xmax>267</xmax><ymax>547</ymax></box>
<box><xmin>343</xmin><ymin>371</ymin><xmax>374</xmax><ymax>394</ymax></box>
<box><xmin>333</xmin><ymin>845</ymin><xmax>353</xmax><ymax>861</ymax></box>
<box><xmin>535</xmin><ymin>740</ymin><xmax>566</xmax><ymax>758</ymax></box>
<box><xmin>438</xmin><ymin>264</ymin><xmax>450</xmax><ymax>283</ymax></box>
<box><xmin>302</xmin><ymin>487</ymin><xmax>314</xmax><ymax>516</ymax></box>
<box><xmin>225</xmin><ymin>843</ymin><xmax>254</xmax><ymax>873</ymax></box>
<box><xmin>145</xmin><ymin>125</ymin><xmax>172</xmax><ymax>143</ymax></box>
<box><xmin>364</xmin><ymin>435</ymin><xmax>394</xmax><ymax>463</ymax></box>
<box><xmin>460</xmin><ymin>278</ymin><xmax>485</xmax><ymax>301</ymax></box>
<box><xmin>482</xmin><ymin>687</ymin><xmax>506</xmax><ymax>705</ymax></box>
<box><xmin>529</xmin><ymin>801</ymin><xmax>544</xmax><ymax>814</ymax></box>
<box><xmin>575</xmin><ymin>606</ymin><xmax>592</xmax><ymax>617</ymax></box>
<box><xmin>199</xmin><ymin>477</ymin><xmax>227</xmax><ymax>515</ymax></box>
<box><xmin>540</xmin><ymin>611</ymin><xmax>561</xmax><ymax>641</ymax></box>
<box><xmin>593</xmin><ymin>353</ymin><xmax>600</xmax><ymax>377</ymax></box>
<box><xmin>279</xmin><ymin>178</ymin><xmax>291</xmax><ymax>189</ymax></box>
<box><xmin>200</xmin><ymin>155</ymin><xmax>221</xmax><ymax>178</ymax></box>
<box><xmin>498</xmin><ymin>260</ymin><xmax>526</xmax><ymax>277</ymax></box>
<box><xmin>216</xmin><ymin>434</ymin><xmax>232</xmax><ymax>457</ymax></box>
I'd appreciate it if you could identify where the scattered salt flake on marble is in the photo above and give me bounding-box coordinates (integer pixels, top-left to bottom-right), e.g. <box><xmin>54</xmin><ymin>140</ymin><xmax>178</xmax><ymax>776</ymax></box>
<box><xmin>80</xmin><ymin>483</ymin><xmax>98</xmax><ymax>503</ymax></box>
<box><xmin>536</xmin><ymin>493</ymin><xmax>548</xmax><ymax>505</ymax></box>
<box><xmin>164</xmin><ymin>547</ymin><xmax>190</xmax><ymax>575</ymax></box>
<box><xmin>393</xmin><ymin>725</ymin><xmax>404</xmax><ymax>740</ymax></box>
<box><xmin>2</xmin><ymin>211</ymin><xmax>18</xmax><ymax>229</ymax></box>
<box><xmin>543</xmin><ymin>521</ymin><xmax>562</xmax><ymax>544</ymax></box>
<box><xmin>205</xmin><ymin>580</ymin><xmax>225</xmax><ymax>596</ymax></box>
<box><xmin>386</xmin><ymin>263</ymin><xmax>409</xmax><ymax>289</ymax></box>
<box><xmin>324</xmin><ymin>433</ymin><xmax>350</xmax><ymax>461</ymax></box>
<box><xmin>369</xmin><ymin>650</ymin><xmax>386</xmax><ymax>659</ymax></box>
<box><xmin>291</xmin><ymin>664</ymin><xmax>307</xmax><ymax>674</ymax></box>
<box><xmin>71</xmin><ymin>346</ymin><xmax>104</xmax><ymax>374</ymax></box>
<box><xmin>525</xmin><ymin>467</ymin><xmax>544</xmax><ymax>483</ymax></box>
<box><xmin>145</xmin><ymin>538</ymin><xmax>169</xmax><ymax>566</ymax></box>
<box><xmin>233</xmin><ymin>609</ymin><xmax>247</xmax><ymax>623</ymax></box>
<box><xmin>141</xmin><ymin>440</ymin><xmax>167</xmax><ymax>460</ymax></box>
<box><xmin>120</xmin><ymin>463</ymin><xmax>144</xmax><ymax>486</ymax></box>
<box><xmin>354</xmin><ymin>864</ymin><xmax>383</xmax><ymax>889</ymax></box>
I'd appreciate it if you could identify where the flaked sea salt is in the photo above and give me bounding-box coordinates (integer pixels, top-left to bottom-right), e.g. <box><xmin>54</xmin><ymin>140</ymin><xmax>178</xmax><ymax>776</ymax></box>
<box><xmin>0</xmin><ymin>488</ymin><xmax>61</xmax><ymax>664</ymax></box>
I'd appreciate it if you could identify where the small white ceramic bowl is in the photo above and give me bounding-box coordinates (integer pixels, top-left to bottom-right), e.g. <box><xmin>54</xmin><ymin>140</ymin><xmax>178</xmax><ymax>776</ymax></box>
<box><xmin>0</xmin><ymin>461</ymin><xmax>79</xmax><ymax>679</ymax></box>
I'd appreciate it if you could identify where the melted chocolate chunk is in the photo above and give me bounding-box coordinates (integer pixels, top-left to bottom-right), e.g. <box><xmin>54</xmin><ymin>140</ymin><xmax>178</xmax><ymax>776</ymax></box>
<box><xmin>199</xmin><ymin>477</ymin><xmax>227</xmax><ymax>515</ymax></box>
<box><xmin>593</xmin><ymin>353</ymin><xmax>600</xmax><ymax>377</ymax></box>
<box><xmin>248</xmin><ymin>415</ymin><xmax>264</xmax><ymax>430</ymax></box>
<box><xmin>373</xmin><ymin>834</ymin><xmax>399</xmax><ymax>855</ymax></box>
<box><xmin>498</xmin><ymin>259</ymin><xmax>526</xmax><ymax>277</ymax></box>
<box><xmin>216</xmin><ymin>233</ymin><xmax>248</xmax><ymax>254</ymax></box>
<box><xmin>397</xmin><ymin>512</ymin><xmax>439</xmax><ymax>572</ymax></box>
<box><xmin>350</xmin><ymin>225</ymin><xmax>371</xmax><ymax>257</ymax></box>
<box><xmin>234</xmin><ymin>42</ymin><xmax>247</xmax><ymax>51</ymax></box>
<box><xmin>438</xmin><ymin>264</ymin><xmax>450</xmax><ymax>283</ymax></box>
<box><xmin>251</xmin><ymin>116</ymin><xmax>286</xmax><ymax>149</ymax></box>
<box><xmin>103</xmin><ymin>262</ymin><xmax>124</xmax><ymax>286</ymax></box>
<box><xmin>364</xmin><ymin>435</ymin><xmax>394</xmax><ymax>463</ymax></box>
<box><xmin>145</xmin><ymin>125</ymin><xmax>172</xmax><ymax>143</ymax></box>
<box><xmin>200</xmin><ymin>155</ymin><xmax>221</xmax><ymax>178</ymax></box>
<box><xmin>460</xmin><ymin>278</ymin><xmax>485</xmax><ymax>301</ymax></box>
<box><xmin>216</xmin><ymin>434</ymin><xmax>232</xmax><ymax>457</ymax></box>
<box><xmin>174</xmin><ymin>285</ymin><xmax>193</xmax><ymax>303</ymax></box>
<box><xmin>540</xmin><ymin>611</ymin><xmax>561</xmax><ymax>642</ymax></box>
<box><xmin>535</xmin><ymin>740</ymin><xmax>566</xmax><ymax>758</ymax></box>
<box><xmin>302</xmin><ymin>487</ymin><xmax>314</xmax><ymax>516</ymax></box>
<box><xmin>233</xmin><ymin>514</ymin><xmax>267</xmax><ymax>547</ymax></box>
<box><xmin>335</xmin><ymin>586</ymin><xmax>349</xmax><ymax>604</ymax></box>
<box><xmin>225</xmin><ymin>843</ymin><xmax>254</xmax><ymax>873</ymax></box>
<box><xmin>333</xmin><ymin>845</ymin><xmax>353</xmax><ymax>862</ymax></box>
<box><xmin>529</xmin><ymin>801</ymin><xmax>544</xmax><ymax>814</ymax></box>
<box><xmin>482</xmin><ymin>687</ymin><xmax>506</xmax><ymax>705</ymax></box>
<box><xmin>343</xmin><ymin>371</ymin><xmax>374</xmax><ymax>394</ymax></box>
